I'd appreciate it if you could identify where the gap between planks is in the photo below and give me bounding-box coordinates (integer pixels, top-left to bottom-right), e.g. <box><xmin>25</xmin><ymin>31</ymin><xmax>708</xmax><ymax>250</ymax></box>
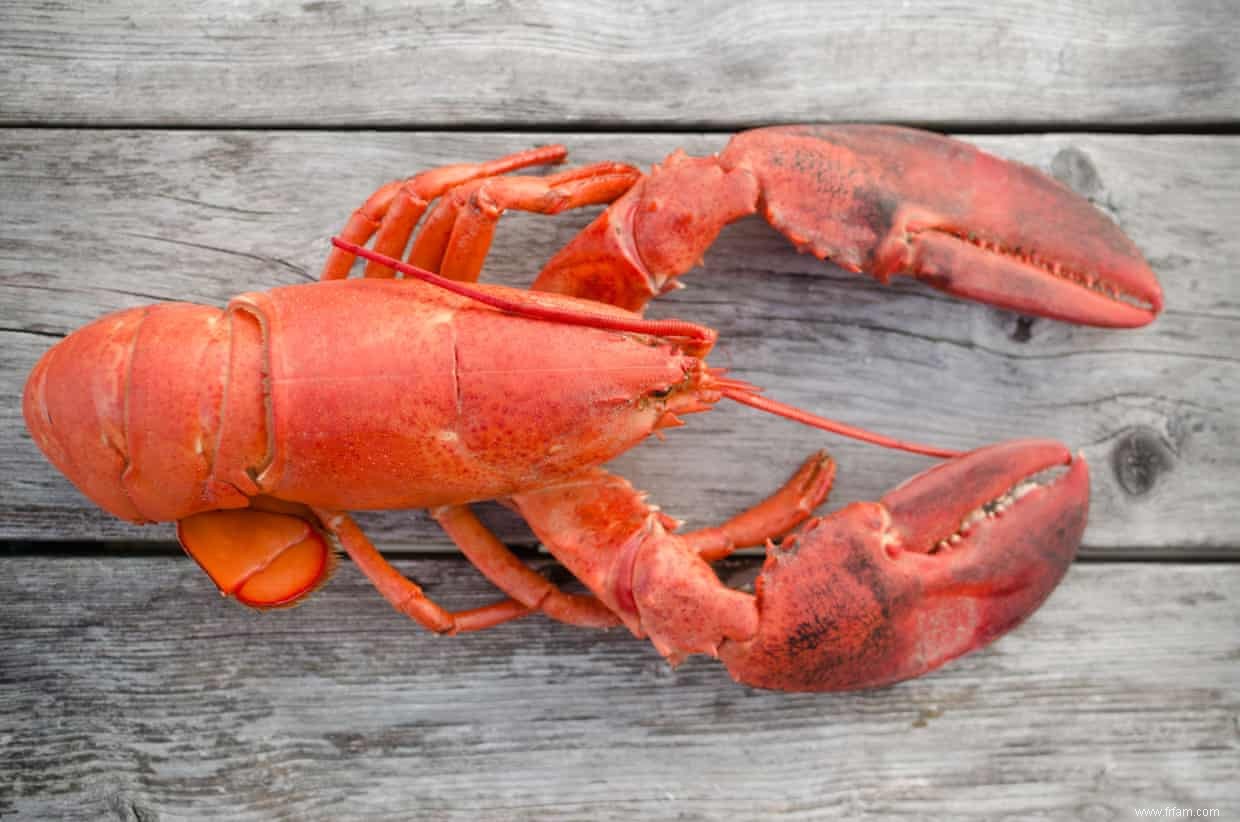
<box><xmin>3</xmin><ymin>122</ymin><xmax>1240</xmax><ymax>135</ymax></box>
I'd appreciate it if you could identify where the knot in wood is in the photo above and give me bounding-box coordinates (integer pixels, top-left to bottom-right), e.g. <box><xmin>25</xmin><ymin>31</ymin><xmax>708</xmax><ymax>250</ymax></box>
<box><xmin>1111</xmin><ymin>427</ymin><xmax>1174</xmax><ymax>497</ymax></box>
<box><xmin>1010</xmin><ymin>315</ymin><xmax>1036</xmax><ymax>343</ymax></box>
<box><xmin>1050</xmin><ymin>146</ymin><xmax>1102</xmax><ymax>200</ymax></box>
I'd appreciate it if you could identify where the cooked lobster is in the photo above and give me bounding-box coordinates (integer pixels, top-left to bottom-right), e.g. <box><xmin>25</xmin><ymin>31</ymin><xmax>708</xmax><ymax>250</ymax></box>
<box><xmin>23</xmin><ymin>126</ymin><xmax>1161</xmax><ymax>691</ymax></box>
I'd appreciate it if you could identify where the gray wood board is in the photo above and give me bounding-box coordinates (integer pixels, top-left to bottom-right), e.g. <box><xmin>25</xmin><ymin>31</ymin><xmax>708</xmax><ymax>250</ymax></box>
<box><xmin>2</xmin><ymin>131</ymin><xmax>1238</xmax><ymax>555</ymax></box>
<box><xmin>1</xmin><ymin>1</ymin><xmax>1237</xmax><ymax>128</ymax></box>
<box><xmin>1</xmin><ymin>557</ymin><xmax>1236</xmax><ymax>819</ymax></box>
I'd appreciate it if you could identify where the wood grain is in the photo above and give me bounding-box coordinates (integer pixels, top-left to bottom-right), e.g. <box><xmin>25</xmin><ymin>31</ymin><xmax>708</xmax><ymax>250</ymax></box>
<box><xmin>3</xmin><ymin>130</ymin><xmax>1236</xmax><ymax>555</ymax></box>
<box><xmin>1</xmin><ymin>1</ymin><xmax>1237</xmax><ymax>128</ymax></box>
<box><xmin>1</xmin><ymin>556</ymin><xmax>1235</xmax><ymax>819</ymax></box>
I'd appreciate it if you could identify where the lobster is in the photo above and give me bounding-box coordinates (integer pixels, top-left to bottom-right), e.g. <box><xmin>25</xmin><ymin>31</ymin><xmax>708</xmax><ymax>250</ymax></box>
<box><xmin>23</xmin><ymin>126</ymin><xmax>1162</xmax><ymax>691</ymax></box>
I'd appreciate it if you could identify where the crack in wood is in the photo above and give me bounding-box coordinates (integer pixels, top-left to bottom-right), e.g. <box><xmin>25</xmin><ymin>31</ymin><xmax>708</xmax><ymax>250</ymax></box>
<box><xmin>119</xmin><ymin>230</ymin><xmax>313</xmax><ymax>281</ymax></box>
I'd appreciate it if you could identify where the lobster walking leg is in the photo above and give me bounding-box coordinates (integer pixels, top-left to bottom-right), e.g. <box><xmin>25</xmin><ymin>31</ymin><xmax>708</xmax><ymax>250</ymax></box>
<box><xmin>433</xmin><ymin>452</ymin><xmax>833</xmax><ymax>628</ymax></box>
<box><xmin>432</xmin><ymin>504</ymin><xmax>620</xmax><ymax>629</ymax></box>
<box><xmin>680</xmin><ymin>450</ymin><xmax>835</xmax><ymax>562</ymax></box>
<box><xmin>311</xmin><ymin>507</ymin><xmax>531</xmax><ymax>634</ymax></box>
<box><xmin>321</xmin><ymin>144</ymin><xmax>569</xmax><ymax>280</ymax></box>
<box><xmin>407</xmin><ymin>163</ymin><xmax>640</xmax><ymax>282</ymax></box>
<box><xmin>323</xmin><ymin>156</ymin><xmax>640</xmax><ymax>283</ymax></box>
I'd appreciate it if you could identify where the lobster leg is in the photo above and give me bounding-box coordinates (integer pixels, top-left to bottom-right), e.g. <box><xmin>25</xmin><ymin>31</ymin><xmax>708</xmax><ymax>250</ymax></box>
<box><xmin>407</xmin><ymin>163</ymin><xmax>640</xmax><ymax>282</ymax></box>
<box><xmin>513</xmin><ymin>440</ymin><xmax>1088</xmax><ymax>690</ymax></box>
<box><xmin>321</xmin><ymin>144</ymin><xmax>569</xmax><ymax>280</ymax></box>
<box><xmin>532</xmin><ymin>151</ymin><xmax>760</xmax><ymax>311</ymax></box>
<box><xmin>680</xmin><ymin>450</ymin><xmax>835</xmax><ymax>562</ymax></box>
<box><xmin>532</xmin><ymin>126</ymin><xmax>1163</xmax><ymax>327</ymax></box>
<box><xmin>432</xmin><ymin>504</ymin><xmax>620</xmax><ymax>629</ymax></box>
<box><xmin>512</xmin><ymin>467</ymin><xmax>758</xmax><ymax>664</ymax></box>
<box><xmin>310</xmin><ymin>507</ymin><xmax>531</xmax><ymax>634</ymax></box>
<box><xmin>432</xmin><ymin>452</ymin><xmax>834</xmax><ymax>628</ymax></box>
<box><xmin>179</xmin><ymin>500</ymin><xmax>530</xmax><ymax>632</ymax></box>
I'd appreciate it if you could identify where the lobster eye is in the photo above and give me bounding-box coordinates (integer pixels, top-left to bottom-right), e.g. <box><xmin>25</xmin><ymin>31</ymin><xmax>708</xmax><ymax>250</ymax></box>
<box><xmin>649</xmin><ymin>386</ymin><xmax>673</xmax><ymax>399</ymax></box>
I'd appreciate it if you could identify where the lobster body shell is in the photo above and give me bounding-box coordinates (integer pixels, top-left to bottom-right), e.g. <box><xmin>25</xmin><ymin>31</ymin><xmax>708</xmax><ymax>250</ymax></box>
<box><xmin>24</xmin><ymin>280</ymin><xmax>708</xmax><ymax>524</ymax></box>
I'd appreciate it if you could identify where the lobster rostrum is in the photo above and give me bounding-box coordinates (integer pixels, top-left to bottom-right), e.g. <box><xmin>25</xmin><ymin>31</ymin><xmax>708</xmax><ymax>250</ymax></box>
<box><xmin>24</xmin><ymin>126</ymin><xmax>1160</xmax><ymax>691</ymax></box>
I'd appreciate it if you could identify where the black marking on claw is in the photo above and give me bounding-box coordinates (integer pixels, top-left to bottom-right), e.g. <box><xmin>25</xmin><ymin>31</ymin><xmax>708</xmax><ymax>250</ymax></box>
<box><xmin>794</xmin><ymin>530</ymin><xmax>899</xmax><ymax>684</ymax></box>
<box><xmin>853</xmin><ymin>184</ymin><xmax>900</xmax><ymax>249</ymax></box>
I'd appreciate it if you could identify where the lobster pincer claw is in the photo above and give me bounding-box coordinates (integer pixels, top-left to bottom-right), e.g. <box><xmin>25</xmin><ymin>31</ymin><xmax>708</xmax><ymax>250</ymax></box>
<box><xmin>720</xmin><ymin>126</ymin><xmax>1163</xmax><ymax>327</ymax></box>
<box><xmin>718</xmin><ymin>440</ymin><xmax>1089</xmax><ymax>691</ymax></box>
<box><xmin>535</xmin><ymin>125</ymin><xmax>1162</xmax><ymax>327</ymax></box>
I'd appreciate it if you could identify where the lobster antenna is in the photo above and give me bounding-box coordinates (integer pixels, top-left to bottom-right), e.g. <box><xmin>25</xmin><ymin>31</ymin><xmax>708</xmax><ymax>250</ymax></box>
<box><xmin>333</xmin><ymin>238</ymin><xmax>962</xmax><ymax>459</ymax></box>
<box><xmin>718</xmin><ymin>383</ymin><xmax>962</xmax><ymax>459</ymax></box>
<box><xmin>331</xmin><ymin>238</ymin><xmax>714</xmax><ymax>343</ymax></box>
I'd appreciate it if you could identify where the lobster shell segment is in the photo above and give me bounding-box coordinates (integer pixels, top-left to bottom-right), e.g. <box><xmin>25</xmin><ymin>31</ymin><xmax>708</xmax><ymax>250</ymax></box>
<box><xmin>237</xmin><ymin>279</ymin><xmax>720</xmax><ymax>511</ymax></box>
<box><xmin>23</xmin><ymin>307</ymin><xmax>147</xmax><ymax>523</ymax></box>
<box><xmin>23</xmin><ymin>303</ymin><xmax>269</xmax><ymax>524</ymax></box>
<box><xmin>719</xmin><ymin>440</ymin><xmax>1088</xmax><ymax>691</ymax></box>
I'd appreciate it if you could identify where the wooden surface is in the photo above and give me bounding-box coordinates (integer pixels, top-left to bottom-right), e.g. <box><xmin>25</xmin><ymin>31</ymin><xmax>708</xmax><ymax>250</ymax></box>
<box><xmin>3</xmin><ymin>557</ymin><xmax>1238</xmax><ymax>820</ymax></box>
<box><xmin>2</xmin><ymin>1</ymin><xmax>1237</xmax><ymax>127</ymax></box>
<box><xmin>2</xmin><ymin>1</ymin><xmax>1238</xmax><ymax>818</ymax></box>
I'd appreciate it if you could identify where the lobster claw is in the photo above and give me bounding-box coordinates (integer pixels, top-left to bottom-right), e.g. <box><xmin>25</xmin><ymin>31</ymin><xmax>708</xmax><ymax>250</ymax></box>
<box><xmin>719</xmin><ymin>440</ymin><xmax>1089</xmax><ymax>691</ymax></box>
<box><xmin>536</xmin><ymin>126</ymin><xmax>1162</xmax><ymax>327</ymax></box>
<box><xmin>721</xmin><ymin>126</ymin><xmax>1162</xmax><ymax>327</ymax></box>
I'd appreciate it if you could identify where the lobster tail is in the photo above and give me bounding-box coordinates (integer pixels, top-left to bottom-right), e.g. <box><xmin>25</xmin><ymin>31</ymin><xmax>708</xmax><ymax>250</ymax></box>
<box><xmin>24</xmin><ymin>306</ymin><xmax>149</xmax><ymax>522</ymax></box>
<box><xmin>22</xmin><ymin>303</ymin><xmax>269</xmax><ymax>523</ymax></box>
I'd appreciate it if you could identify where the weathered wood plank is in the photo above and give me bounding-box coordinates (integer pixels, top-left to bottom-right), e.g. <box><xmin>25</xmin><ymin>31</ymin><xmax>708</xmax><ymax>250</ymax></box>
<box><xmin>1</xmin><ymin>1</ymin><xmax>1236</xmax><ymax>127</ymax></box>
<box><xmin>3</xmin><ymin>130</ymin><xmax>1236</xmax><ymax>555</ymax></box>
<box><xmin>1</xmin><ymin>557</ymin><xmax>1235</xmax><ymax>819</ymax></box>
